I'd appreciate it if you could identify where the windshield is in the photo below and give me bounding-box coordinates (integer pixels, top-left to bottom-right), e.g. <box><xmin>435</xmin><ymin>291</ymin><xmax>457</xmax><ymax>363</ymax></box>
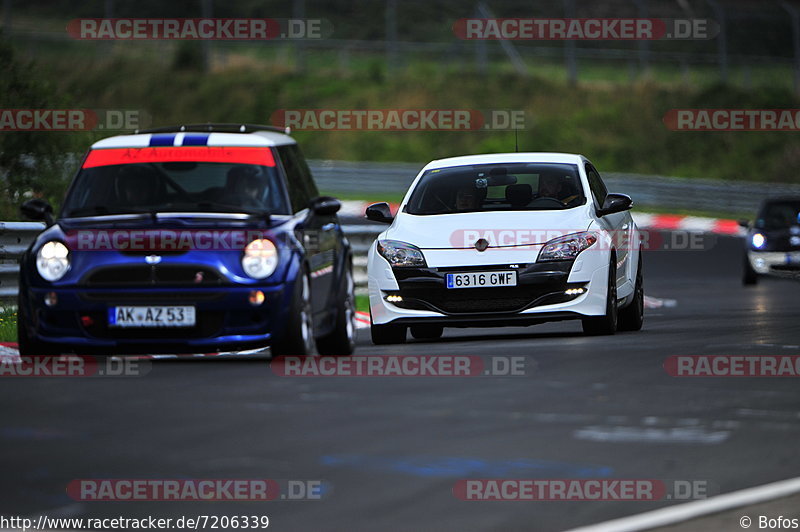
<box><xmin>61</xmin><ymin>161</ymin><xmax>291</xmax><ymax>218</ymax></box>
<box><xmin>405</xmin><ymin>163</ymin><xmax>585</xmax><ymax>215</ymax></box>
<box><xmin>757</xmin><ymin>200</ymin><xmax>800</xmax><ymax>230</ymax></box>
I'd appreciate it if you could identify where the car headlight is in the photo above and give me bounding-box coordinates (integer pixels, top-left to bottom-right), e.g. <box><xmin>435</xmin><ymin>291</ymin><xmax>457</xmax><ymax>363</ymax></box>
<box><xmin>538</xmin><ymin>232</ymin><xmax>597</xmax><ymax>261</ymax></box>
<box><xmin>751</xmin><ymin>233</ymin><xmax>766</xmax><ymax>249</ymax></box>
<box><xmin>36</xmin><ymin>241</ymin><xmax>70</xmax><ymax>281</ymax></box>
<box><xmin>242</xmin><ymin>239</ymin><xmax>279</xmax><ymax>279</ymax></box>
<box><xmin>377</xmin><ymin>240</ymin><xmax>426</xmax><ymax>267</ymax></box>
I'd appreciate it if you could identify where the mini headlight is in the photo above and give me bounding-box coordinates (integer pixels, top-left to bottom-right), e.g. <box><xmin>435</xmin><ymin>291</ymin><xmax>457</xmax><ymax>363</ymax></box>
<box><xmin>36</xmin><ymin>241</ymin><xmax>70</xmax><ymax>281</ymax></box>
<box><xmin>751</xmin><ymin>233</ymin><xmax>766</xmax><ymax>249</ymax></box>
<box><xmin>538</xmin><ymin>232</ymin><xmax>597</xmax><ymax>262</ymax></box>
<box><xmin>377</xmin><ymin>240</ymin><xmax>427</xmax><ymax>268</ymax></box>
<box><xmin>242</xmin><ymin>239</ymin><xmax>279</xmax><ymax>279</ymax></box>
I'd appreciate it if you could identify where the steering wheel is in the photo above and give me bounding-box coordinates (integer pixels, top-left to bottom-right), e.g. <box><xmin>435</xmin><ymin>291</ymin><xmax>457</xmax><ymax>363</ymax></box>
<box><xmin>530</xmin><ymin>196</ymin><xmax>567</xmax><ymax>207</ymax></box>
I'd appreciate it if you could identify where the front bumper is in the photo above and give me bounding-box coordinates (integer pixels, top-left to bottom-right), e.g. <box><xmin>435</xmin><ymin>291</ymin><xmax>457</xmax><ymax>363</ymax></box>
<box><xmin>20</xmin><ymin>284</ymin><xmax>290</xmax><ymax>354</ymax></box>
<box><xmin>368</xmin><ymin>254</ymin><xmax>610</xmax><ymax>326</ymax></box>
<box><xmin>747</xmin><ymin>250</ymin><xmax>800</xmax><ymax>277</ymax></box>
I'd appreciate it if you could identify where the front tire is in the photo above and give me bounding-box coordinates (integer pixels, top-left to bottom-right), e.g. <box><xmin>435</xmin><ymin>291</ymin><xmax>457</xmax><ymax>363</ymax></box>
<box><xmin>410</xmin><ymin>324</ymin><xmax>443</xmax><ymax>340</ymax></box>
<box><xmin>582</xmin><ymin>257</ymin><xmax>618</xmax><ymax>336</ymax></box>
<box><xmin>743</xmin><ymin>253</ymin><xmax>758</xmax><ymax>285</ymax></box>
<box><xmin>316</xmin><ymin>264</ymin><xmax>356</xmax><ymax>356</ymax></box>
<box><xmin>271</xmin><ymin>271</ymin><xmax>315</xmax><ymax>356</ymax></box>
<box><xmin>16</xmin><ymin>302</ymin><xmax>58</xmax><ymax>357</ymax></box>
<box><xmin>618</xmin><ymin>253</ymin><xmax>644</xmax><ymax>332</ymax></box>
<box><xmin>370</xmin><ymin>315</ymin><xmax>406</xmax><ymax>345</ymax></box>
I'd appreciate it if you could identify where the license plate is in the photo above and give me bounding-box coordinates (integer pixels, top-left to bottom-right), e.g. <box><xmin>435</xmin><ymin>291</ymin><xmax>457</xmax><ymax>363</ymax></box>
<box><xmin>108</xmin><ymin>306</ymin><xmax>196</xmax><ymax>328</ymax></box>
<box><xmin>446</xmin><ymin>271</ymin><xmax>517</xmax><ymax>289</ymax></box>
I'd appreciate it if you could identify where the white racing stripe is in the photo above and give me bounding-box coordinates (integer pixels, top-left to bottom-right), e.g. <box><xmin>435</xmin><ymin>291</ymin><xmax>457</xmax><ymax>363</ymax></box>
<box><xmin>565</xmin><ymin>475</ymin><xmax>800</xmax><ymax>532</ymax></box>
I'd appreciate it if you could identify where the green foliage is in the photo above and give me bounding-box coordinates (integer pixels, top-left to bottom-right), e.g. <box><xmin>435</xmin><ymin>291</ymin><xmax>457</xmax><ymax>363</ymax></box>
<box><xmin>7</xmin><ymin>42</ymin><xmax>800</xmax><ymax>225</ymax></box>
<box><xmin>0</xmin><ymin>36</ymin><xmax>87</xmax><ymax>219</ymax></box>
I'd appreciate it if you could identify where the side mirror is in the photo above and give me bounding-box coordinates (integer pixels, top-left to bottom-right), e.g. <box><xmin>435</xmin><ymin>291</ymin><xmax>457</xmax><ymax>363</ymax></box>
<box><xmin>365</xmin><ymin>202</ymin><xmax>393</xmax><ymax>224</ymax></box>
<box><xmin>310</xmin><ymin>196</ymin><xmax>341</xmax><ymax>216</ymax></box>
<box><xmin>596</xmin><ymin>193</ymin><xmax>633</xmax><ymax>217</ymax></box>
<box><xmin>737</xmin><ymin>219</ymin><xmax>750</xmax><ymax>228</ymax></box>
<box><xmin>21</xmin><ymin>198</ymin><xmax>55</xmax><ymax>225</ymax></box>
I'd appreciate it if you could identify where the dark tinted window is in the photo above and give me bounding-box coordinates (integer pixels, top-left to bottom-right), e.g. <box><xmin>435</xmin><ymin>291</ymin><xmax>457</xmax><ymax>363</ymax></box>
<box><xmin>757</xmin><ymin>200</ymin><xmax>800</xmax><ymax>229</ymax></box>
<box><xmin>278</xmin><ymin>144</ymin><xmax>319</xmax><ymax>213</ymax></box>
<box><xmin>585</xmin><ymin>164</ymin><xmax>608</xmax><ymax>206</ymax></box>
<box><xmin>61</xmin><ymin>162</ymin><xmax>290</xmax><ymax>217</ymax></box>
<box><xmin>406</xmin><ymin>163</ymin><xmax>585</xmax><ymax>215</ymax></box>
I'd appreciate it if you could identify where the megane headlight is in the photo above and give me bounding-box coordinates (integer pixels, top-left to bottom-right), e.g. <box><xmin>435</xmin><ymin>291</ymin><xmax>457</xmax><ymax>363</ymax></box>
<box><xmin>538</xmin><ymin>232</ymin><xmax>598</xmax><ymax>261</ymax></box>
<box><xmin>242</xmin><ymin>239</ymin><xmax>279</xmax><ymax>279</ymax></box>
<box><xmin>377</xmin><ymin>240</ymin><xmax>427</xmax><ymax>267</ymax></box>
<box><xmin>36</xmin><ymin>241</ymin><xmax>70</xmax><ymax>281</ymax></box>
<box><xmin>751</xmin><ymin>233</ymin><xmax>766</xmax><ymax>249</ymax></box>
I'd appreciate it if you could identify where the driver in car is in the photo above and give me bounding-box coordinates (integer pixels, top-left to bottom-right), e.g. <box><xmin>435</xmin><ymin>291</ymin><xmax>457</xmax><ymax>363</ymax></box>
<box><xmin>225</xmin><ymin>165</ymin><xmax>266</xmax><ymax>208</ymax></box>
<box><xmin>115</xmin><ymin>166</ymin><xmax>159</xmax><ymax>206</ymax></box>
<box><xmin>538</xmin><ymin>174</ymin><xmax>579</xmax><ymax>205</ymax></box>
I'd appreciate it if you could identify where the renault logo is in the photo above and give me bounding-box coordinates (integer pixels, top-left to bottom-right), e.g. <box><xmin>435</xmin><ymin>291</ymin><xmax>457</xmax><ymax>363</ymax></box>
<box><xmin>474</xmin><ymin>238</ymin><xmax>489</xmax><ymax>252</ymax></box>
<box><xmin>145</xmin><ymin>255</ymin><xmax>162</xmax><ymax>264</ymax></box>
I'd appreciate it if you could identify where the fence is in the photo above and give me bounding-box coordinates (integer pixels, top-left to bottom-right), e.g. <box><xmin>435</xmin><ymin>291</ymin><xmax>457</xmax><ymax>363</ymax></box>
<box><xmin>2</xmin><ymin>0</ymin><xmax>799</xmax><ymax>90</ymax></box>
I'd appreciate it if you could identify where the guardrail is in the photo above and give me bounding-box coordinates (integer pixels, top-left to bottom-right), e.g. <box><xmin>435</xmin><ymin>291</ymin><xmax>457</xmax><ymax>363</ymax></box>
<box><xmin>0</xmin><ymin>222</ymin><xmax>45</xmax><ymax>301</ymax></box>
<box><xmin>309</xmin><ymin>160</ymin><xmax>800</xmax><ymax>215</ymax></box>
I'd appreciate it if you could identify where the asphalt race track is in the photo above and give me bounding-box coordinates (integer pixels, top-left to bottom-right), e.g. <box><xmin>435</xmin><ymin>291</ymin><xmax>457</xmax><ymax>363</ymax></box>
<box><xmin>1</xmin><ymin>232</ymin><xmax>799</xmax><ymax>532</ymax></box>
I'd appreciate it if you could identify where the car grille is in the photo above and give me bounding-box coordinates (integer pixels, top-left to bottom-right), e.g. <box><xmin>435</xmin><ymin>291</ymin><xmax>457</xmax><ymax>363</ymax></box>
<box><xmin>79</xmin><ymin>291</ymin><xmax>226</xmax><ymax>303</ymax></box>
<box><xmin>394</xmin><ymin>285</ymin><xmax>569</xmax><ymax>314</ymax></box>
<box><xmin>82</xmin><ymin>265</ymin><xmax>225</xmax><ymax>287</ymax></box>
<box><xmin>770</xmin><ymin>264</ymin><xmax>800</xmax><ymax>272</ymax></box>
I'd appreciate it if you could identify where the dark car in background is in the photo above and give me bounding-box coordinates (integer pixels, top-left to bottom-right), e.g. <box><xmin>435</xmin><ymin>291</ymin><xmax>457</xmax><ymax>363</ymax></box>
<box><xmin>18</xmin><ymin>124</ymin><xmax>355</xmax><ymax>357</ymax></box>
<box><xmin>741</xmin><ymin>197</ymin><xmax>800</xmax><ymax>285</ymax></box>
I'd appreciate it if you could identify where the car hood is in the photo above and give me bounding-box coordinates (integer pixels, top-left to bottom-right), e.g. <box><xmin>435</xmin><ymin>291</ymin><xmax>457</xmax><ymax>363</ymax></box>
<box><xmin>385</xmin><ymin>208</ymin><xmax>593</xmax><ymax>249</ymax></box>
<box><xmin>57</xmin><ymin>213</ymin><xmax>290</xmax><ymax>231</ymax></box>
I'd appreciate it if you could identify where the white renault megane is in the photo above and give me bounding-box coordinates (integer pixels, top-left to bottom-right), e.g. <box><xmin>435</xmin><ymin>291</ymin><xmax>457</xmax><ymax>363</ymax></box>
<box><xmin>365</xmin><ymin>153</ymin><xmax>644</xmax><ymax>344</ymax></box>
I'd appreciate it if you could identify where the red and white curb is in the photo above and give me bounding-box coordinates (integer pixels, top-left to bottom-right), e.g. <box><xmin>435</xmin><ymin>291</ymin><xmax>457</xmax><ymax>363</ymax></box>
<box><xmin>340</xmin><ymin>201</ymin><xmax>744</xmax><ymax>236</ymax></box>
<box><xmin>356</xmin><ymin>311</ymin><xmax>370</xmax><ymax>328</ymax></box>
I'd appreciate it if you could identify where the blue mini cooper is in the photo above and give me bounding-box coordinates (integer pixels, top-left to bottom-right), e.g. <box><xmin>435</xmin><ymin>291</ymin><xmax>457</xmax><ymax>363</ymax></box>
<box><xmin>18</xmin><ymin>124</ymin><xmax>355</xmax><ymax>357</ymax></box>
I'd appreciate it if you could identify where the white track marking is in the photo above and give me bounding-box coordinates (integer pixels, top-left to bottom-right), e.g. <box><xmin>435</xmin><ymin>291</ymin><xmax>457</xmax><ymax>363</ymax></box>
<box><xmin>565</xmin><ymin>475</ymin><xmax>800</xmax><ymax>532</ymax></box>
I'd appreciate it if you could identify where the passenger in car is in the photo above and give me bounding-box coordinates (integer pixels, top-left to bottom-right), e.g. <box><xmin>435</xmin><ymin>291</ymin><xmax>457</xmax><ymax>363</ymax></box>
<box><xmin>455</xmin><ymin>186</ymin><xmax>486</xmax><ymax>212</ymax></box>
